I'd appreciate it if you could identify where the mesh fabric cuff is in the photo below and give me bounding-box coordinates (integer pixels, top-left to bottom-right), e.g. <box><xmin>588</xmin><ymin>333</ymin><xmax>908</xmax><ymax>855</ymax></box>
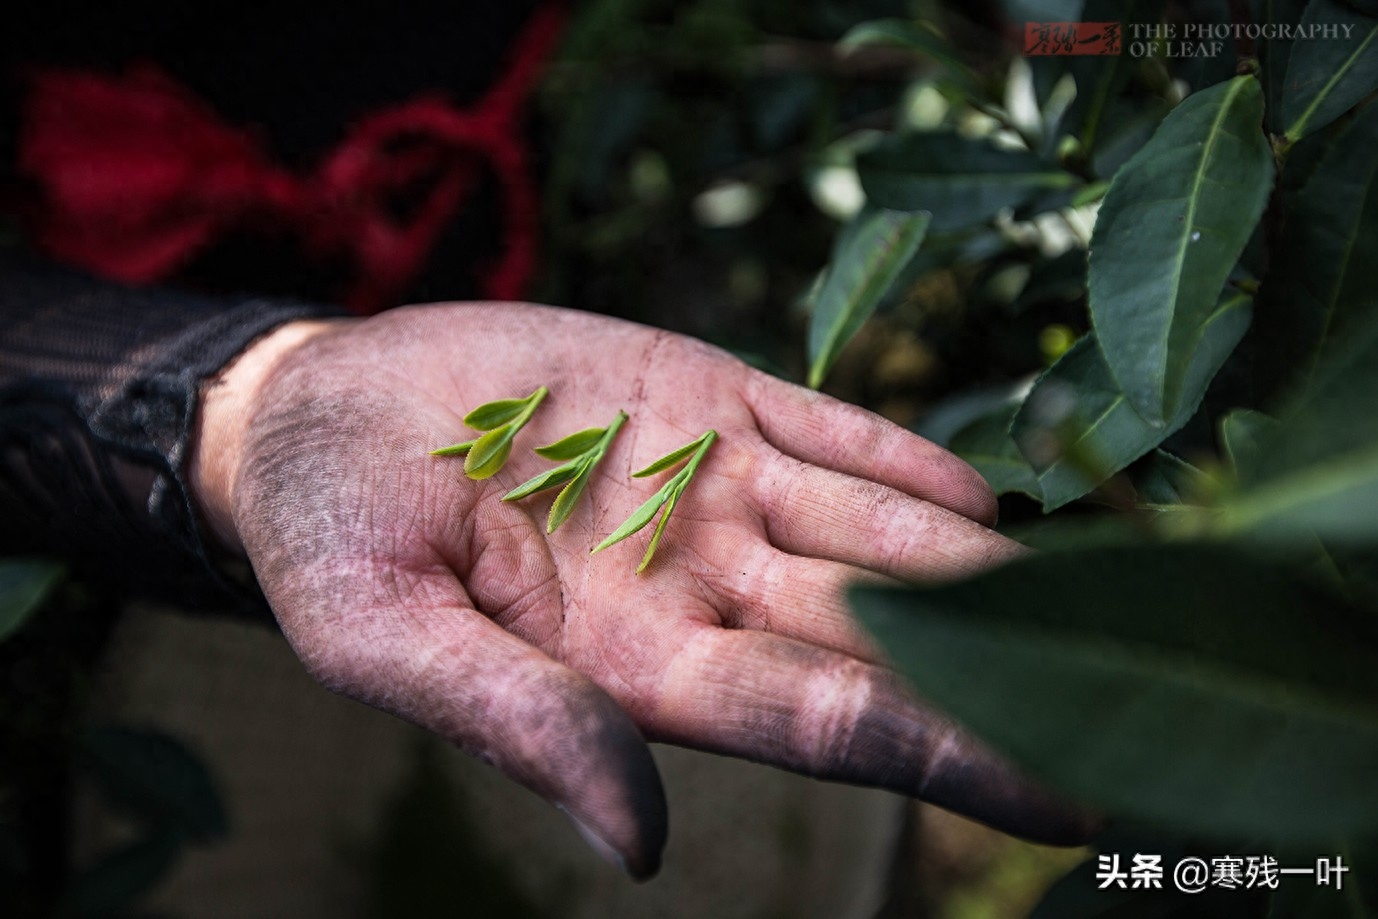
<box><xmin>0</xmin><ymin>252</ymin><xmax>343</xmax><ymax>611</ymax></box>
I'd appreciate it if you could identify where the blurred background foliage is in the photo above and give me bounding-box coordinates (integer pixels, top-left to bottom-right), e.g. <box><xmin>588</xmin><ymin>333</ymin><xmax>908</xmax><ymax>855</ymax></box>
<box><xmin>534</xmin><ymin>0</ymin><xmax>1378</xmax><ymax>916</ymax></box>
<box><xmin>6</xmin><ymin>0</ymin><xmax>1378</xmax><ymax>914</ymax></box>
<box><xmin>536</xmin><ymin>0</ymin><xmax>1111</xmax><ymax>418</ymax></box>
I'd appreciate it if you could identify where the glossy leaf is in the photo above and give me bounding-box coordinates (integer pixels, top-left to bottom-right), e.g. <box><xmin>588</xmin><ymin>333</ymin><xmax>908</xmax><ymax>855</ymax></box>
<box><xmin>1280</xmin><ymin>0</ymin><xmax>1378</xmax><ymax>141</ymax></box>
<box><xmin>464</xmin><ymin>397</ymin><xmax>532</xmax><ymax>431</ymax></box>
<box><xmin>638</xmin><ymin>490</ymin><xmax>680</xmax><ymax>574</ymax></box>
<box><xmin>912</xmin><ymin>385</ymin><xmax>1028</xmax><ymax>446</ymax></box>
<box><xmin>1088</xmin><ymin>98</ymin><xmax>1170</xmax><ymax>179</ymax></box>
<box><xmin>948</xmin><ymin>405</ymin><xmax>1042</xmax><ymax>499</ymax></box>
<box><xmin>434</xmin><ymin>387</ymin><xmax>546</xmax><ymax>475</ymax></box>
<box><xmin>547</xmin><ymin>461</ymin><xmax>595</xmax><ymax>533</ymax></box>
<box><xmin>1063</xmin><ymin>0</ymin><xmax>1167</xmax><ymax>156</ymax></box>
<box><xmin>634</xmin><ymin>431</ymin><xmax>714</xmax><ymax>477</ymax></box>
<box><xmin>464</xmin><ymin>425</ymin><xmax>516</xmax><ymax>480</ymax></box>
<box><xmin>502</xmin><ymin>462</ymin><xmax>581</xmax><ymax>502</ymax></box>
<box><xmin>1089</xmin><ymin>76</ymin><xmax>1273</xmax><ymax>425</ymax></box>
<box><xmin>507</xmin><ymin>411</ymin><xmax>626</xmax><ymax>532</ymax></box>
<box><xmin>851</xmin><ymin>544</ymin><xmax>1378</xmax><ymax>841</ymax></box>
<box><xmin>857</xmin><ymin>132</ymin><xmax>1078</xmax><ymax>233</ymax></box>
<box><xmin>592</xmin><ymin>485</ymin><xmax>673</xmax><ymax>553</ymax></box>
<box><xmin>1218</xmin><ymin>306</ymin><xmax>1378</xmax><ymax>543</ymax></box>
<box><xmin>595</xmin><ymin>431</ymin><xmax>716</xmax><ymax>571</ymax></box>
<box><xmin>429</xmin><ymin>439</ymin><xmax>476</xmax><ymax>457</ymax></box>
<box><xmin>1255</xmin><ymin>0</ymin><xmax>1311</xmax><ymax>133</ymax></box>
<box><xmin>458</xmin><ymin>388</ymin><xmax>546</xmax><ymax>479</ymax></box>
<box><xmin>534</xmin><ymin>426</ymin><xmax>607</xmax><ymax>460</ymax></box>
<box><xmin>0</xmin><ymin>557</ymin><xmax>64</xmax><ymax>643</ymax></box>
<box><xmin>1255</xmin><ymin>100</ymin><xmax>1378</xmax><ymax>388</ymax></box>
<box><xmin>1012</xmin><ymin>293</ymin><xmax>1251</xmax><ymax>511</ymax></box>
<box><xmin>806</xmin><ymin>208</ymin><xmax>929</xmax><ymax>389</ymax></box>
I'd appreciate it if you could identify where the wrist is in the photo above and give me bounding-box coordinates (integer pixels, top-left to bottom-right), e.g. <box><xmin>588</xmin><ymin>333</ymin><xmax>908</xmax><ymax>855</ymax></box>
<box><xmin>190</xmin><ymin>318</ymin><xmax>342</xmax><ymax>553</ymax></box>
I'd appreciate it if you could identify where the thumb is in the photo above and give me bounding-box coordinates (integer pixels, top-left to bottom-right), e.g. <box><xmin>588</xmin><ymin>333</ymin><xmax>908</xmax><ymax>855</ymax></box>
<box><xmin>271</xmin><ymin>568</ymin><xmax>668</xmax><ymax>878</ymax></box>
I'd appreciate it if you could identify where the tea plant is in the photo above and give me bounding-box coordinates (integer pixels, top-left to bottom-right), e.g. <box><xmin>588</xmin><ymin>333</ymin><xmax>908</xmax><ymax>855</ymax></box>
<box><xmin>800</xmin><ymin>2</ymin><xmax>1378</xmax><ymax>914</ymax></box>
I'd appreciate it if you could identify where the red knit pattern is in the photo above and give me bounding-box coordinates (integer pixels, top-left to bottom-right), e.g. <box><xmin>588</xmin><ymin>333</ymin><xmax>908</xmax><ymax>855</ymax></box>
<box><xmin>17</xmin><ymin>6</ymin><xmax>564</xmax><ymax>314</ymax></box>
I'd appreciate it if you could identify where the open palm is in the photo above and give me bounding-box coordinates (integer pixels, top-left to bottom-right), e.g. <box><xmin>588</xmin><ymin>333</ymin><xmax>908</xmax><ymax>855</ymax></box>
<box><xmin>200</xmin><ymin>303</ymin><xmax>1091</xmax><ymax>878</ymax></box>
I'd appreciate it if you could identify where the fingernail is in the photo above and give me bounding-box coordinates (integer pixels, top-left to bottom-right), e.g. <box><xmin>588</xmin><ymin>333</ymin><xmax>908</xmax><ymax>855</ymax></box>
<box><xmin>557</xmin><ymin>805</ymin><xmax>628</xmax><ymax>875</ymax></box>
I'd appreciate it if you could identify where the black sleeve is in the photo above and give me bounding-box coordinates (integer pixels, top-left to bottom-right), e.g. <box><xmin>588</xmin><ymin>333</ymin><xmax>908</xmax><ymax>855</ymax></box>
<box><xmin>0</xmin><ymin>252</ymin><xmax>341</xmax><ymax>611</ymax></box>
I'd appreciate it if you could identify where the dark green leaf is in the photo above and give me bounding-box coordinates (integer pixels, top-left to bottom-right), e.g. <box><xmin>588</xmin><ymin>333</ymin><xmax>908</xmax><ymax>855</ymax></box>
<box><xmin>1220</xmin><ymin>409</ymin><xmax>1277</xmax><ymax>475</ymax></box>
<box><xmin>534</xmin><ymin>427</ymin><xmax>608</xmax><ymax>461</ymax></box>
<box><xmin>64</xmin><ymin>832</ymin><xmax>182</xmax><ymax>918</ymax></box>
<box><xmin>1064</xmin><ymin>0</ymin><xmax>1167</xmax><ymax>157</ymax></box>
<box><xmin>0</xmin><ymin>557</ymin><xmax>64</xmax><ymax>643</ymax></box>
<box><xmin>463</xmin><ymin>398</ymin><xmax>531</xmax><ymax>431</ymax></box>
<box><xmin>1001</xmin><ymin>515</ymin><xmax>1148</xmax><ymax>553</ymax></box>
<box><xmin>852</xmin><ymin>544</ymin><xmax>1378</xmax><ymax>841</ymax></box>
<box><xmin>1219</xmin><ymin>305</ymin><xmax>1378</xmax><ymax>543</ymax></box>
<box><xmin>1134</xmin><ymin>450</ymin><xmax>1212</xmax><ymax>505</ymax></box>
<box><xmin>1281</xmin><ymin>0</ymin><xmax>1378</xmax><ymax>141</ymax></box>
<box><xmin>1013</xmin><ymin>294</ymin><xmax>1251</xmax><ymax>511</ymax></box>
<box><xmin>1089</xmin><ymin>98</ymin><xmax>1171</xmax><ymax>179</ymax></box>
<box><xmin>1010</xmin><ymin>249</ymin><xmax>1087</xmax><ymax>315</ymax></box>
<box><xmin>806</xmin><ymin>207</ymin><xmax>929</xmax><ymax>389</ymax></box>
<box><xmin>464</xmin><ymin>425</ymin><xmax>515</xmax><ymax>480</ymax></box>
<box><xmin>999</xmin><ymin>0</ymin><xmax>1084</xmax><ymax>21</ymax></box>
<box><xmin>949</xmin><ymin>405</ymin><xmax>1042</xmax><ymax>499</ymax></box>
<box><xmin>502</xmin><ymin>462</ymin><xmax>581</xmax><ymax>502</ymax></box>
<box><xmin>837</xmin><ymin>20</ymin><xmax>979</xmax><ymax>97</ymax></box>
<box><xmin>913</xmin><ymin>385</ymin><xmax>1028</xmax><ymax>447</ymax></box>
<box><xmin>1089</xmin><ymin>76</ymin><xmax>1273</xmax><ymax>424</ymax></box>
<box><xmin>857</xmin><ymin>133</ymin><xmax>1078</xmax><ymax>232</ymax></box>
<box><xmin>1255</xmin><ymin>0</ymin><xmax>1311</xmax><ymax>134</ymax></box>
<box><xmin>81</xmin><ymin>726</ymin><xmax>228</xmax><ymax>841</ymax></box>
<box><xmin>1255</xmin><ymin>100</ymin><xmax>1378</xmax><ymax>389</ymax></box>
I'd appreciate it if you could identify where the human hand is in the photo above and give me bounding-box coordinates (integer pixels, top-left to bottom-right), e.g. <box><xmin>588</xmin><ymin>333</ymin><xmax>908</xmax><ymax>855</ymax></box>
<box><xmin>191</xmin><ymin>303</ymin><xmax>1094</xmax><ymax>878</ymax></box>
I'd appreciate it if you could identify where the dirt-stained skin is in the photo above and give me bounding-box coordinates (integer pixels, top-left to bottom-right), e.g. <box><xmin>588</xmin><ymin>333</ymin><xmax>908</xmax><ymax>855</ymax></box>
<box><xmin>192</xmin><ymin>303</ymin><xmax>1096</xmax><ymax>879</ymax></box>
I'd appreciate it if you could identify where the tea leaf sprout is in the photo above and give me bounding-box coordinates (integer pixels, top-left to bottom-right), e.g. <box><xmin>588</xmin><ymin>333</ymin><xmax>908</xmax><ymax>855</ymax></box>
<box><xmin>504</xmin><ymin>410</ymin><xmax>629</xmax><ymax>533</ymax></box>
<box><xmin>430</xmin><ymin>386</ymin><xmax>548</xmax><ymax>479</ymax></box>
<box><xmin>593</xmin><ymin>430</ymin><xmax>717</xmax><ymax>573</ymax></box>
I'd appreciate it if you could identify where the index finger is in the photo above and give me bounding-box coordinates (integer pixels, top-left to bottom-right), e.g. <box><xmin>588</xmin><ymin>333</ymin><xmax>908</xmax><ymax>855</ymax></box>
<box><xmin>743</xmin><ymin>370</ymin><xmax>999</xmax><ymax>527</ymax></box>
